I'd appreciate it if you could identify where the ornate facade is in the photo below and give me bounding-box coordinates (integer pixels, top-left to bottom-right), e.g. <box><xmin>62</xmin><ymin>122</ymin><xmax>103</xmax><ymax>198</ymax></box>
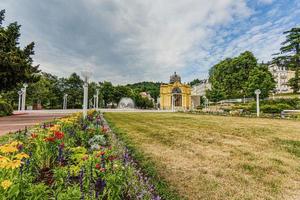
<box><xmin>160</xmin><ymin>72</ymin><xmax>191</xmax><ymax>110</ymax></box>
<box><xmin>268</xmin><ymin>64</ymin><xmax>295</xmax><ymax>93</ymax></box>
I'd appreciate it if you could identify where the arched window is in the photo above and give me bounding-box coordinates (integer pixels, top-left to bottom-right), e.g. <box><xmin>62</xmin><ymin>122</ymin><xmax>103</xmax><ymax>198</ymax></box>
<box><xmin>172</xmin><ymin>87</ymin><xmax>182</xmax><ymax>94</ymax></box>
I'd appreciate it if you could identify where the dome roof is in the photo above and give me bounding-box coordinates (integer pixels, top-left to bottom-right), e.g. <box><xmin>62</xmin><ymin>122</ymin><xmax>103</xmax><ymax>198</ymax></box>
<box><xmin>170</xmin><ymin>72</ymin><xmax>181</xmax><ymax>84</ymax></box>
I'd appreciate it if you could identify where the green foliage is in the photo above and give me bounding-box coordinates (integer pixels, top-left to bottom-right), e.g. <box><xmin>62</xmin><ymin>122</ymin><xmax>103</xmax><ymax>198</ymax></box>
<box><xmin>0</xmin><ymin>100</ymin><xmax>13</xmax><ymax>116</ymax></box>
<box><xmin>234</xmin><ymin>98</ymin><xmax>300</xmax><ymax>113</ymax></box>
<box><xmin>0</xmin><ymin>10</ymin><xmax>40</xmax><ymax>92</ymax></box>
<box><xmin>189</xmin><ymin>79</ymin><xmax>201</xmax><ymax>86</ymax></box>
<box><xmin>62</xmin><ymin>73</ymin><xmax>84</xmax><ymax>108</ymax></box>
<box><xmin>113</xmin><ymin>85</ymin><xmax>133</xmax><ymax>105</ymax></box>
<box><xmin>244</xmin><ymin>66</ymin><xmax>275</xmax><ymax>98</ymax></box>
<box><xmin>133</xmin><ymin>93</ymin><xmax>154</xmax><ymax>109</ymax></box>
<box><xmin>100</xmin><ymin>81</ymin><xmax>114</xmax><ymax>107</ymax></box>
<box><xmin>126</xmin><ymin>82</ymin><xmax>161</xmax><ymax>102</ymax></box>
<box><xmin>208</xmin><ymin>51</ymin><xmax>275</xmax><ymax>101</ymax></box>
<box><xmin>260</xmin><ymin>104</ymin><xmax>293</xmax><ymax>113</ymax></box>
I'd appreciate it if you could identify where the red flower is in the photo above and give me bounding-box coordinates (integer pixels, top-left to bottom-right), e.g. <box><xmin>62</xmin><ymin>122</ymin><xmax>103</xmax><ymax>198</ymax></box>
<box><xmin>44</xmin><ymin>136</ymin><xmax>56</xmax><ymax>142</ymax></box>
<box><xmin>31</xmin><ymin>133</ymin><xmax>38</xmax><ymax>139</ymax></box>
<box><xmin>95</xmin><ymin>163</ymin><xmax>101</xmax><ymax>169</ymax></box>
<box><xmin>54</xmin><ymin>131</ymin><xmax>64</xmax><ymax>140</ymax></box>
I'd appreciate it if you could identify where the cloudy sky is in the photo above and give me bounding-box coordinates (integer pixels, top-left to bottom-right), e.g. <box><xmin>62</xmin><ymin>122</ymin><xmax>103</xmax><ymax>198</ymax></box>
<box><xmin>1</xmin><ymin>0</ymin><xmax>300</xmax><ymax>84</ymax></box>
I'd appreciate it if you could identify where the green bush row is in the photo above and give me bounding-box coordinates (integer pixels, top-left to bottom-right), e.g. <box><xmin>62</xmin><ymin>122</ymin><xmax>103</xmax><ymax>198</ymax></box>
<box><xmin>0</xmin><ymin>100</ymin><xmax>13</xmax><ymax>116</ymax></box>
<box><xmin>233</xmin><ymin>98</ymin><xmax>300</xmax><ymax>113</ymax></box>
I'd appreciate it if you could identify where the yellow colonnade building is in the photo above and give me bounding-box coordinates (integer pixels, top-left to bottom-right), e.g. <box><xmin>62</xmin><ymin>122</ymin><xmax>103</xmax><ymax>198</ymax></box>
<box><xmin>160</xmin><ymin>72</ymin><xmax>191</xmax><ymax>110</ymax></box>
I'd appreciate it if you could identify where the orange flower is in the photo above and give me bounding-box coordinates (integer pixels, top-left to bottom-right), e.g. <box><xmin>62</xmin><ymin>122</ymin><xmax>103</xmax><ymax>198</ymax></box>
<box><xmin>44</xmin><ymin>137</ymin><xmax>56</xmax><ymax>142</ymax></box>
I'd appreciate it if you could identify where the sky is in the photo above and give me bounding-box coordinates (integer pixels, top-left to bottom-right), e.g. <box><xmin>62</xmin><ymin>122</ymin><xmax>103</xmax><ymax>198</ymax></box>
<box><xmin>1</xmin><ymin>0</ymin><xmax>300</xmax><ymax>84</ymax></box>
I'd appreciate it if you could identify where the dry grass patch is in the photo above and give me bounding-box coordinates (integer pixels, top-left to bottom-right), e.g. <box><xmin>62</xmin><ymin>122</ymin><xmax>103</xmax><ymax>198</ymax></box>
<box><xmin>105</xmin><ymin>112</ymin><xmax>300</xmax><ymax>200</ymax></box>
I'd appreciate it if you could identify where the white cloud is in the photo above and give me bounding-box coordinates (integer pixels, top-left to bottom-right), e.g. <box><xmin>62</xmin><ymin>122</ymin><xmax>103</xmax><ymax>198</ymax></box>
<box><xmin>0</xmin><ymin>0</ymin><xmax>253</xmax><ymax>83</ymax></box>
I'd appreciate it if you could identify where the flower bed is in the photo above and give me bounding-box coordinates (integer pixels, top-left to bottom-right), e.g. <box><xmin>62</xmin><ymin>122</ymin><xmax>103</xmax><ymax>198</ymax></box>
<box><xmin>0</xmin><ymin>111</ymin><xmax>160</xmax><ymax>199</ymax></box>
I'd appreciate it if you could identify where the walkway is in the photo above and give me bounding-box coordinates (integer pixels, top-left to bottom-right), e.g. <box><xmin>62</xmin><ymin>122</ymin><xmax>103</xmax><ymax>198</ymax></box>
<box><xmin>0</xmin><ymin>112</ymin><xmax>68</xmax><ymax>136</ymax></box>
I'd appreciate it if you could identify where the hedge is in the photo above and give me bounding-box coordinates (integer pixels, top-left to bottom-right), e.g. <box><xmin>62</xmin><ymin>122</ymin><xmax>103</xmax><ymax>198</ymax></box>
<box><xmin>0</xmin><ymin>100</ymin><xmax>13</xmax><ymax>116</ymax></box>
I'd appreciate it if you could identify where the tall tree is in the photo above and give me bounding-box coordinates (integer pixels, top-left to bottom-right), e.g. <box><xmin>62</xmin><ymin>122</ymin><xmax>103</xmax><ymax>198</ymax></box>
<box><xmin>63</xmin><ymin>73</ymin><xmax>84</xmax><ymax>108</ymax></box>
<box><xmin>244</xmin><ymin>65</ymin><xmax>275</xmax><ymax>98</ymax></box>
<box><xmin>100</xmin><ymin>81</ymin><xmax>114</xmax><ymax>107</ymax></box>
<box><xmin>208</xmin><ymin>51</ymin><xmax>275</xmax><ymax>101</ymax></box>
<box><xmin>0</xmin><ymin>10</ymin><xmax>39</xmax><ymax>91</ymax></box>
<box><xmin>273</xmin><ymin>27</ymin><xmax>300</xmax><ymax>93</ymax></box>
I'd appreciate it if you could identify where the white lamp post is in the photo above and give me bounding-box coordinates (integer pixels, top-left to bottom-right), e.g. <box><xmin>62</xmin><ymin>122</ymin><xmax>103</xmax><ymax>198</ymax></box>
<box><xmin>17</xmin><ymin>91</ymin><xmax>23</xmax><ymax>111</ymax></box>
<box><xmin>81</xmin><ymin>71</ymin><xmax>92</xmax><ymax>119</ymax></box>
<box><xmin>96</xmin><ymin>89</ymin><xmax>99</xmax><ymax>109</ymax></box>
<box><xmin>21</xmin><ymin>83</ymin><xmax>28</xmax><ymax>111</ymax></box>
<box><xmin>255</xmin><ymin>89</ymin><xmax>261</xmax><ymax>117</ymax></box>
<box><xmin>63</xmin><ymin>94</ymin><xmax>68</xmax><ymax>110</ymax></box>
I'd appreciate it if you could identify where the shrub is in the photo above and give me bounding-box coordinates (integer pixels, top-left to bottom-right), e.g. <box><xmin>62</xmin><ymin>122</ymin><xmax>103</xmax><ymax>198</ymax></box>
<box><xmin>0</xmin><ymin>100</ymin><xmax>13</xmax><ymax>116</ymax></box>
<box><xmin>260</xmin><ymin>103</ymin><xmax>293</xmax><ymax>113</ymax></box>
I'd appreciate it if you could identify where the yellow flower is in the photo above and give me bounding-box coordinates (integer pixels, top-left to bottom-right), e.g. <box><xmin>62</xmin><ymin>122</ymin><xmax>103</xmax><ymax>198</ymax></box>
<box><xmin>0</xmin><ymin>156</ymin><xmax>10</xmax><ymax>169</ymax></box>
<box><xmin>9</xmin><ymin>160</ymin><xmax>22</xmax><ymax>169</ymax></box>
<box><xmin>15</xmin><ymin>153</ymin><xmax>29</xmax><ymax>160</ymax></box>
<box><xmin>0</xmin><ymin>145</ymin><xmax>18</xmax><ymax>154</ymax></box>
<box><xmin>10</xmin><ymin>141</ymin><xmax>22</xmax><ymax>147</ymax></box>
<box><xmin>1</xmin><ymin>180</ymin><xmax>12</xmax><ymax>190</ymax></box>
<box><xmin>49</xmin><ymin>124</ymin><xmax>61</xmax><ymax>132</ymax></box>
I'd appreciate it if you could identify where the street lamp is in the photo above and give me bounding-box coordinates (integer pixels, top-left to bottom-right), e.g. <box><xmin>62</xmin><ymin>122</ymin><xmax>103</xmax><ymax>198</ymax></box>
<box><xmin>21</xmin><ymin>83</ymin><xmax>28</xmax><ymax>111</ymax></box>
<box><xmin>255</xmin><ymin>89</ymin><xmax>261</xmax><ymax>117</ymax></box>
<box><xmin>81</xmin><ymin>70</ymin><xmax>92</xmax><ymax>119</ymax></box>
<box><xmin>17</xmin><ymin>91</ymin><xmax>23</xmax><ymax>111</ymax></box>
<box><xmin>96</xmin><ymin>89</ymin><xmax>99</xmax><ymax>110</ymax></box>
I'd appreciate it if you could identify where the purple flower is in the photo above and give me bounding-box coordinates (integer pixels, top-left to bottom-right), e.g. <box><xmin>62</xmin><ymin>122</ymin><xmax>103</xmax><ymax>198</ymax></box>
<box><xmin>95</xmin><ymin>177</ymin><xmax>106</xmax><ymax>198</ymax></box>
<box><xmin>79</xmin><ymin>168</ymin><xmax>85</xmax><ymax>200</ymax></box>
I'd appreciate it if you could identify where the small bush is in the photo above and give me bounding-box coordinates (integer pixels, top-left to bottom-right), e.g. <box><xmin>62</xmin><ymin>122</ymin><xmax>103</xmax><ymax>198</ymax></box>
<box><xmin>0</xmin><ymin>100</ymin><xmax>13</xmax><ymax>116</ymax></box>
<box><xmin>260</xmin><ymin>103</ymin><xmax>293</xmax><ymax>113</ymax></box>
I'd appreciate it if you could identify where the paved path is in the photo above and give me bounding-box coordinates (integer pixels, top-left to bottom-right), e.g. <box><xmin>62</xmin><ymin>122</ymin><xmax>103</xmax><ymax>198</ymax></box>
<box><xmin>0</xmin><ymin>112</ymin><xmax>69</xmax><ymax>136</ymax></box>
<box><xmin>0</xmin><ymin>109</ymin><xmax>173</xmax><ymax>135</ymax></box>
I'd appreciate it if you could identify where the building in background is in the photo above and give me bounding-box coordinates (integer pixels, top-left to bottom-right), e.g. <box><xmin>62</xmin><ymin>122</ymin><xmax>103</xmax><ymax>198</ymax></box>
<box><xmin>191</xmin><ymin>79</ymin><xmax>211</xmax><ymax>109</ymax></box>
<box><xmin>160</xmin><ymin>72</ymin><xmax>191</xmax><ymax>110</ymax></box>
<box><xmin>268</xmin><ymin>64</ymin><xmax>295</xmax><ymax>94</ymax></box>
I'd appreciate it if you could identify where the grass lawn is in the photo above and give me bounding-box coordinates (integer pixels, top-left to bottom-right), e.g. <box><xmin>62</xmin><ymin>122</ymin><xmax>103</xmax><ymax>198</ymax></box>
<box><xmin>105</xmin><ymin>112</ymin><xmax>300</xmax><ymax>200</ymax></box>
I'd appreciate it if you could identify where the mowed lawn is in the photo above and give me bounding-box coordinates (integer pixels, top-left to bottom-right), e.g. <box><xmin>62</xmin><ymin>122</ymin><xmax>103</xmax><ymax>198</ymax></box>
<box><xmin>105</xmin><ymin>112</ymin><xmax>300</xmax><ymax>200</ymax></box>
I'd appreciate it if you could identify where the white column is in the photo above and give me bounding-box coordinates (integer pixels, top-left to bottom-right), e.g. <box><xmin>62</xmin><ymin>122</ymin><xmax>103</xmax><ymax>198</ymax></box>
<box><xmin>22</xmin><ymin>83</ymin><xmax>28</xmax><ymax>111</ymax></box>
<box><xmin>255</xmin><ymin>89</ymin><xmax>261</xmax><ymax>117</ymax></box>
<box><xmin>18</xmin><ymin>91</ymin><xmax>22</xmax><ymax>111</ymax></box>
<box><xmin>256</xmin><ymin>94</ymin><xmax>260</xmax><ymax>117</ymax></box>
<box><xmin>96</xmin><ymin>89</ymin><xmax>99</xmax><ymax>109</ymax></box>
<box><xmin>21</xmin><ymin>89</ymin><xmax>25</xmax><ymax>111</ymax></box>
<box><xmin>83</xmin><ymin>82</ymin><xmax>88</xmax><ymax>118</ymax></box>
